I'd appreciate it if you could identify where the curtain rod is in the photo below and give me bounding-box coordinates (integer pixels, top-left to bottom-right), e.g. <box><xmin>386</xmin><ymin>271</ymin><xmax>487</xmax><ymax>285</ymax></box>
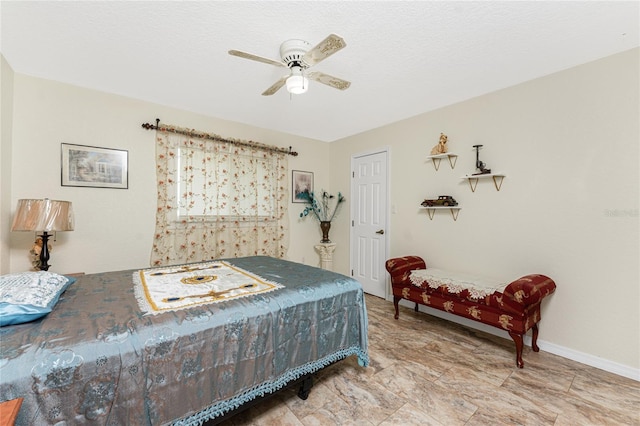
<box><xmin>141</xmin><ymin>118</ymin><xmax>298</xmax><ymax>156</ymax></box>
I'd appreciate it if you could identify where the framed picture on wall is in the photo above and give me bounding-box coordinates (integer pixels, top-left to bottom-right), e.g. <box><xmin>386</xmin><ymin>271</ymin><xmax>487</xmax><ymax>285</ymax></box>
<box><xmin>61</xmin><ymin>143</ymin><xmax>128</xmax><ymax>189</ymax></box>
<box><xmin>292</xmin><ymin>170</ymin><xmax>313</xmax><ymax>203</ymax></box>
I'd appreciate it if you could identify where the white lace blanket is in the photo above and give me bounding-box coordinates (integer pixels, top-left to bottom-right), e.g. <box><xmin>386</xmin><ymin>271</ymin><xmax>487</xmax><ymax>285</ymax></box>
<box><xmin>134</xmin><ymin>261</ymin><xmax>283</xmax><ymax>314</ymax></box>
<box><xmin>409</xmin><ymin>268</ymin><xmax>506</xmax><ymax>300</ymax></box>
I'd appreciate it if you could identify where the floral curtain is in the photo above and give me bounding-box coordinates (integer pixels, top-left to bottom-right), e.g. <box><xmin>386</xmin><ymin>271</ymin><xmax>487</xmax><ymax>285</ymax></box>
<box><xmin>151</xmin><ymin>130</ymin><xmax>289</xmax><ymax>266</ymax></box>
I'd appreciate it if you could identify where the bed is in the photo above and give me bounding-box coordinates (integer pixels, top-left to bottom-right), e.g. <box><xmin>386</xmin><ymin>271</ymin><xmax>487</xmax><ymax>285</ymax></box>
<box><xmin>0</xmin><ymin>256</ymin><xmax>369</xmax><ymax>425</ymax></box>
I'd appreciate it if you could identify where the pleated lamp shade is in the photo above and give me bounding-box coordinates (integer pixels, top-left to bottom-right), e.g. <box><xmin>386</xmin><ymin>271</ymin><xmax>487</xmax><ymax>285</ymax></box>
<box><xmin>11</xmin><ymin>199</ymin><xmax>75</xmax><ymax>232</ymax></box>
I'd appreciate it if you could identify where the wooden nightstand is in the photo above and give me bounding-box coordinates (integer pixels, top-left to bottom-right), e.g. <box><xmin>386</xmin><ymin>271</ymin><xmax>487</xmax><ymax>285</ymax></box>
<box><xmin>0</xmin><ymin>398</ymin><xmax>23</xmax><ymax>426</ymax></box>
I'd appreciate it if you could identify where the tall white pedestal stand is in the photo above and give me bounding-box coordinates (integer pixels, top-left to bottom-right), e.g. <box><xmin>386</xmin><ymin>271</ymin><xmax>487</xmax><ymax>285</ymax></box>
<box><xmin>314</xmin><ymin>243</ymin><xmax>337</xmax><ymax>271</ymax></box>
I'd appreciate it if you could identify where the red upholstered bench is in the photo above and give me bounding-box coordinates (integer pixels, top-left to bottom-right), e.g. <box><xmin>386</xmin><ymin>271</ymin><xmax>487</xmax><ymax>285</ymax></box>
<box><xmin>385</xmin><ymin>256</ymin><xmax>556</xmax><ymax>368</ymax></box>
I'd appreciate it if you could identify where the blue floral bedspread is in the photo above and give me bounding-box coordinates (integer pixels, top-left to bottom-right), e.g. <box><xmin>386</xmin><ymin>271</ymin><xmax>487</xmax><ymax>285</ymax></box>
<box><xmin>0</xmin><ymin>256</ymin><xmax>369</xmax><ymax>425</ymax></box>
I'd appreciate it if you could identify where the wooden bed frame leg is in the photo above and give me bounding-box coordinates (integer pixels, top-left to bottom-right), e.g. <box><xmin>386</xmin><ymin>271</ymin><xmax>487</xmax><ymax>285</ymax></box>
<box><xmin>393</xmin><ymin>296</ymin><xmax>400</xmax><ymax>319</ymax></box>
<box><xmin>297</xmin><ymin>375</ymin><xmax>313</xmax><ymax>400</ymax></box>
<box><xmin>531</xmin><ymin>323</ymin><xmax>540</xmax><ymax>352</ymax></box>
<box><xmin>509</xmin><ymin>331</ymin><xmax>525</xmax><ymax>368</ymax></box>
<box><xmin>414</xmin><ymin>302</ymin><xmax>419</xmax><ymax>312</ymax></box>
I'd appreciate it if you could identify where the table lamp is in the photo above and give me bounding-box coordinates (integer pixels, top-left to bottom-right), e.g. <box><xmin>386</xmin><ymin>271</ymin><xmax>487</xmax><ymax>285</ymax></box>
<box><xmin>11</xmin><ymin>199</ymin><xmax>74</xmax><ymax>271</ymax></box>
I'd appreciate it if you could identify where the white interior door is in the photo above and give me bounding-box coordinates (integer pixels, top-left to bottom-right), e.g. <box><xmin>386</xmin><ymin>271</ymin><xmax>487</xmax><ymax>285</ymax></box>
<box><xmin>350</xmin><ymin>150</ymin><xmax>388</xmax><ymax>298</ymax></box>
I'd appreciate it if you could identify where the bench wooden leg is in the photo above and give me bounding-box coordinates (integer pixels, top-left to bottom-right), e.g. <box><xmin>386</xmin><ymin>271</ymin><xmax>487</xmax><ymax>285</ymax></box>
<box><xmin>531</xmin><ymin>323</ymin><xmax>540</xmax><ymax>352</ymax></box>
<box><xmin>393</xmin><ymin>296</ymin><xmax>400</xmax><ymax>319</ymax></box>
<box><xmin>509</xmin><ymin>331</ymin><xmax>525</xmax><ymax>368</ymax></box>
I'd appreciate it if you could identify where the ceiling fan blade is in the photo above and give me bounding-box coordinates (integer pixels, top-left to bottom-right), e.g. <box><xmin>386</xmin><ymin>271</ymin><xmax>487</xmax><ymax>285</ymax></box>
<box><xmin>228</xmin><ymin>50</ymin><xmax>285</xmax><ymax>68</ymax></box>
<box><xmin>308</xmin><ymin>71</ymin><xmax>351</xmax><ymax>91</ymax></box>
<box><xmin>262</xmin><ymin>76</ymin><xmax>288</xmax><ymax>96</ymax></box>
<box><xmin>301</xmin><ymin>34</ymin><xmax>346</xmax><ymax>67</ymax></box>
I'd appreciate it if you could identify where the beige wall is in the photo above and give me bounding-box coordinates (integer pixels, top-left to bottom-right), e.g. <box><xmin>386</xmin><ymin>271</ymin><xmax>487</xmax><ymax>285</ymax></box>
<box><xmin>7</xmin><ymin>75</ymin><xmax>331</xmax><ymax>274</ymax></box>
<box><xmin>0</xmin><ymin>56</ymin><xmax>15</xmax><ymax>275</ymax></box>
<box><xmin>329</xmin><ymin>48</ymin><xmax>639</xmax><ymax>376</ymax></box>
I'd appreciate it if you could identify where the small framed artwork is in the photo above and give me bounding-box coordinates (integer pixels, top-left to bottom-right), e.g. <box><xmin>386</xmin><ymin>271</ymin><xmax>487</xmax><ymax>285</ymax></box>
<box><xmin>61</xmin><ymin>143</ymin><xmax>128</xmax><ymax>189</ymax></box>
<box><xmin>292</xmin><ymin>170</ymin><xmax>313</xmax><ymax>203</ymax></box>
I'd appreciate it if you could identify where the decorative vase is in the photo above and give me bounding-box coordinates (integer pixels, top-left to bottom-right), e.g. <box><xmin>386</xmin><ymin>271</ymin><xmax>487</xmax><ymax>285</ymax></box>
<box><xmin>319</xmin><ymin>221</ymin><xmax>331</xmax><ymax>243</ymax></box>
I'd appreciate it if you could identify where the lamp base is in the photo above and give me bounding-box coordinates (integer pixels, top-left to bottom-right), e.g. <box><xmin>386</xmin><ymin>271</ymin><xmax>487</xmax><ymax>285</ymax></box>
<box><xmin>37</xmin><ymin>232</ymin><xmax>52</xmax><ymax>271</ymax></box>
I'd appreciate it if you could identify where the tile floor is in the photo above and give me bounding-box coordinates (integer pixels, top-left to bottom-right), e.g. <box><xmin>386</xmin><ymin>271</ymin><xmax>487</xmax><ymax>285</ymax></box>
<box><xmin>217</xmin><ymin>294</ymin><xmax>640</xmax><ymax>425</ymax></box>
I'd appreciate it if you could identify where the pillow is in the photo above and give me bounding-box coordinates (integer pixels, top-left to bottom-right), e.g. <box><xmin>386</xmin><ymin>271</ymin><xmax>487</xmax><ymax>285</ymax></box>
<box><xmin>0</xmin><ymin>271</ymin><xmax>76</xmax><ymax>326</ymax></box>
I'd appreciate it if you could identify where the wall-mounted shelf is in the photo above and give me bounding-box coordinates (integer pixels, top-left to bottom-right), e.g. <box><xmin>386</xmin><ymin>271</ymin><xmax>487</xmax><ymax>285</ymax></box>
<box><xmin>420</xmin><ymin>206</ymin><xmax>461</xmax><ymax>221</ymax></box>
<box><xmin>461</xmin><ymin>173</ymin><xmax>506</xmax><ymax>192</ymax></box>
<box><xmin>426</xmin><ymin>153</ymin><xmax>458</xmax><ymax>171</ymax></box>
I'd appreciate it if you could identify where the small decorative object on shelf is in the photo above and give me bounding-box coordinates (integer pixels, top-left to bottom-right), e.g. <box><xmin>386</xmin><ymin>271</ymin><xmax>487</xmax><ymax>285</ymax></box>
<box><xmin>421</xmin><ymin>195</ymin><xmax>458</xmax><ymax>207</ymax></box>
<box><xmin>472</xmin><ymin>144</ymin><xmax>491</xmax><ymax>175</ymax></box>
<box><xmin>430</xmin><ymin>133</ymin><xmax>449</xmax><ymax>155</ymax></box>
<box><xmin>427</xmin><ymin>133</ymin><xmax>456</xmax><ymax>170</ymax></box>
<box><xmin>300</xmin><ymin>190</ymin><xmax>346</xmax><ymax>243</ymax></box>
<box><xmin>420</xmin><ymin>196</ymin><xmax>460</xmax><ymax>220</ymax></box>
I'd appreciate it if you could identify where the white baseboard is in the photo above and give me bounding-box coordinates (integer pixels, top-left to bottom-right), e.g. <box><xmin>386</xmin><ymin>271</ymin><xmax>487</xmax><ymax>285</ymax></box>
<box><xmin>537</xmin><ymin>340</ymin><xmax>640</xmax><ymax>381</ymax></box>
<box><xmin>392</xmin><ymin>298</ymin><xmax>639</xmax><ymax>382</ymax></box>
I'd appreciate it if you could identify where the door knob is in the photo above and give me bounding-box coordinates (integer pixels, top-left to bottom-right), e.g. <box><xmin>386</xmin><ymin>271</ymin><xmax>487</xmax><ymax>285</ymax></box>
<box><xmin>376</xmin><ymin>229</ymin><xmax>384</xmax><ymax>235</ymax></box>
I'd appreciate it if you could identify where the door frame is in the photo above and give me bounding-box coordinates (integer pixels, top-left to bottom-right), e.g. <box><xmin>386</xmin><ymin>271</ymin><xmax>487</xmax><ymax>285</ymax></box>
<box><xmin>349</xmin><ymin>147</ymin><xmax>391</xmax><ymax>300</ymax></box>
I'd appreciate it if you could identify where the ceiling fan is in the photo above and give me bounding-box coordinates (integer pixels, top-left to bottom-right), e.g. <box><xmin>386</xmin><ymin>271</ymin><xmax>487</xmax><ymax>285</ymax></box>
<box><xmin>228</xmin><ymin>34</ymin><xmax>351</xmax><ymax>96</ymax></box>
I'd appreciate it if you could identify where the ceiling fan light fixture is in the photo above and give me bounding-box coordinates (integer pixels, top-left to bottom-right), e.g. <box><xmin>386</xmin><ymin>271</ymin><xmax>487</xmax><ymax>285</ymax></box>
<box><xmin>286</xmin><ymin>66</ymin><xmax>308</xmax><ymax>94</ymax></box>
<box><xmin>286</xmin><ymin>75</ymin><xmax>308</xmax><ymax>94</ymax></box>
<box><xmin>229</xmin><ymin>34</ymin><xmax>349</xmax><ymax>96</ymax></box>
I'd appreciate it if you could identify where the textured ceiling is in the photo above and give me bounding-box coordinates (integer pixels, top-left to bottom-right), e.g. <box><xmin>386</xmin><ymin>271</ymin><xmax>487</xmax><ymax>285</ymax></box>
<box><xmin>1</xmin><ymin>1</ymin><xmax>638</xmax><ymax>142</ymax></box>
